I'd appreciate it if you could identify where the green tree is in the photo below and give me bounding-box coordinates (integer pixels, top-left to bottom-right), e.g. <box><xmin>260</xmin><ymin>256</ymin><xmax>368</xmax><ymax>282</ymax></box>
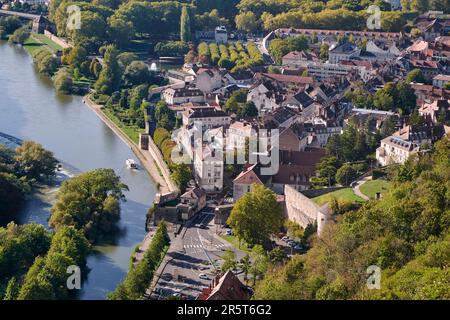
<box><xmin>317</xmin><ymin>156</ymin><xmax>341</xmax><ymax>186</ymax></box>
<box><xmin>108</xmin><ymin>222</ymin><xmax>169</xmax><ymax>300</ymax></box>
<box><xmin>235</xmin><ymin>11</ymin><xmax>260</xmax><ymax>34</ymax></box>
<box><xmin>54</xmin><ymin>68</ymin><xmax>73</xmax><ymax>94</ymax></box>
<box><xmin>240</xmin><ymin>254</ymin><xmax>251</xmax><ymax>282</ymax></box>
<box><xmin>14</xmin><ymin>141</ymin><xmax>57</xmax><ymax>181</ymax></box>
<box><xmin>406</xmin><ymin>69</ymin><xmax>426</xmax><ymax>84</ymax></box>
<box><xmin>335</xmin><ymin>164</ymin><xmax>357</xmax><ymax>186</ymax></box>
<box><xmin>95</xmin><ymin>45</ymin><xmax>121</xmax><ymax>94</ymax></box>
<box><xmin>123</xmin><ymin>61</ymin><xmax>152</xmax><ymax>87</ymax></box>
<box><xmin>180</xmin><ymin>5</ymin><xmax>191</xmax><ymax>42</ymax></box>
<box><xmin>171</xmin><ymin>163</ymin><xmax>191</xmax><ymax>191</ymax></box>
<box><xmin>227</xmin><ymin>184</ymin><xmax>283</xmax><ymax>246</ymax></box>
<box><xmin>107</xmin><ymin>16</ymin><xmax>133</xmax><ymax>49</ymax></box>
<box><xmin>8</xmin><ymin>26</ymin><xmax>29</xmax><ymax>44</ymax></box>
<box><xmin>222</xmin><ymin>249</ymin><xmax>237</xmax><ymax>272</ymax></box>
<box><xmin>49</xmin><ymin>169</ymin><xmax>128</xmax><ymax>242</ymax></box>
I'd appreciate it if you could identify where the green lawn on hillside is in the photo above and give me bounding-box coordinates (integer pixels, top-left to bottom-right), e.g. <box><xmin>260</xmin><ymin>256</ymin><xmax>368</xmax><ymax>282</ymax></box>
<box><xmin>359</xmin><ymin>179</ymin><xmax>392</xmax><ymax>199</ymax></box>
<box><xmin>313</xmin><ymin>188</ymin><xmax>365</xmax><ymax>205</ymax></box>
<box><xmin>102</xmin><ymin>108</ymin><xmax>144</xmax><ymax>145</ymax></box>
<box><xmin>23</xmin><ymin>33</ymin><xmax>62</xmax><ymax>55</ymax></box>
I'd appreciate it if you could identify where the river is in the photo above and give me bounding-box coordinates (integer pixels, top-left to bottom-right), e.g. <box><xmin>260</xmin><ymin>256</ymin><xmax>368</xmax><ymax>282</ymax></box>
<box><xmin>0</xmin><ymin>41</ymin><xmax>157</xmax><ymax>299</ymax></box>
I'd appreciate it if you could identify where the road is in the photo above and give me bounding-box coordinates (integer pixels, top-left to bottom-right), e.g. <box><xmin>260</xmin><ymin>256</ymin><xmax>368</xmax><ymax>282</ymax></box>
<box><xmin>352</xmin><ymin>176</ymin><xmax>371</xmax><ymax>201</ymax></box>
<box><xmin>150</xmin><ymin>211</ymin><xmax>246</xmax><ymax>300</ymax></box>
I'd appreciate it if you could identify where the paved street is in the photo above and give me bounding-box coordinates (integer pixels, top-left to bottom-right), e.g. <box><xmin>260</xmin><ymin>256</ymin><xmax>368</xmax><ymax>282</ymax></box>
<box><xmin>150</xmin><ymin>211</ymin><xmax>246</xmax><ymax>300</ymax></box>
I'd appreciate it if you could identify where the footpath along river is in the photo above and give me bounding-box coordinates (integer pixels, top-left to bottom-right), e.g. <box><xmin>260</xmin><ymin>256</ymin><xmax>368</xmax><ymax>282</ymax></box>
<box><xmin>0</xmin><ymin>41</ymin><xmax>157</xmax><ymax>299</ymax></box>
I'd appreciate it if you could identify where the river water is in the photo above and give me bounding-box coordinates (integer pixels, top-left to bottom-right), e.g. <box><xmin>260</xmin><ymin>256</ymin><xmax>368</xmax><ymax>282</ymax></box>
<box><xmin>0</xmin><ymin>41</ymin><xmax>157</xmax><ymax>299</ymax></box>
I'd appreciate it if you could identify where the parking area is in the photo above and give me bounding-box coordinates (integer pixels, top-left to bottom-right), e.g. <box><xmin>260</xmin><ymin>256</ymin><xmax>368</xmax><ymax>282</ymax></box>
<box><xmin>150</xmin><ymin>211</ymin><xmax>246</xmax><ymax>300</ymax></box>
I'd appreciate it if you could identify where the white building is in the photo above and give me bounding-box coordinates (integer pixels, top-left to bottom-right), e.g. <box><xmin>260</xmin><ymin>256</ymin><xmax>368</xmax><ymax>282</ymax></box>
<box><xmin>182</xmin><ymin>107</ymin><xmax>231</xmax><ymax>129</ymax></box>
<box><xmin>376</xmin><ymin>124</ymin><xmax>443</xmax><ymax>166</ymax></box>
<box><xmin>306</xmin><ymin>62</ymin><xmax>351</xmax><ymax>80</ymax></box>
<box><xmin>194</xmin><ymin>68</ymin><xmax>223</xmax><ymax>94</ymax></box>
<box><xmin>328</xmin><ymin>43</ymin><xmax>361</xmax><ymax>64</ymax></box>
<box><xmin>215</xmin><ymin>26</ymin><xmax>228</xmax><ymax>44</ymax></box>
<box><xmin>226</xmin><ymin>121</ymin><xmax>257</xmax><ymax>151</ymax></box>
<box><xmin>194</xmin><ymin>128</ymin><xmax>224</xmax><ymax>192</ymax></box>
<box><xmin>247</xmin><ymin>83</ymin><xmax>282</xmax><ymax>114</ymax></box>
<box><xmin>376</xmin><ymin>136</ymin><xmax>419</xmax><ymax>166</ymax></box>
<box><xmin>162</xmin><ymin>86</ymin><xmax>205</xmax><ymax>105</ymax></box>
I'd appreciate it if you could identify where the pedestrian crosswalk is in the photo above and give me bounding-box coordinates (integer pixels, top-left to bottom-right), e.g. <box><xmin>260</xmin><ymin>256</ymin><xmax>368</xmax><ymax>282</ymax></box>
<box><xmin>183</xmin><ymin>243</ymin><xmax>228</xmax><ymax>250</ymax></box>
<box><xmin>184</xmin><ymin>244</ymin><xmax>202</xmax><ymax>249</ymax></box>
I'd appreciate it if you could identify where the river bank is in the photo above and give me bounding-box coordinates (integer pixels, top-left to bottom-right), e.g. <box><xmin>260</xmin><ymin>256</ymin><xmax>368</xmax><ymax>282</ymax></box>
<box><xmin>82</xmin><ymin>94</ymin><xmax>178</xmax><ymax>196</ymax></box>
<box><xmin>1</xmin><ymin>41</ymin><xmax>157</xmax><ymax>299</ymax></box>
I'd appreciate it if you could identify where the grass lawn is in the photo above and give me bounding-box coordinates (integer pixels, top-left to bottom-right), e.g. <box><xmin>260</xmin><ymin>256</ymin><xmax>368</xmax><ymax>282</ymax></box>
<box><xmin>360</xmin><ymin>179</ymin><xmax>392</xmax><ymax>199</ymax></box>
<box><xmin>220</xmin><ymin>234</ymin><xmax>252</xmax><ymax>253</ymax></box>
<box><xmin>102</xmin><ymin>108</ymin><xmax>144</xmax><ymax>145</ymax></box>
<box><xmin>313</xmin><ymin>188</ymin><xmax>365</xmax><ymax>206</ymax></box>
<box><xmin>23</xmin><ymin>36</ymin><xmax>48</xmax><ymax>55</ymax></box>
<box><xmin>32</xmin><ymin>33</ymin><xmax>63</xmax><ymax>52</ymax></box>
<box><xmin>23</xmin><ymin>33</ymin><xmax>63</xmax><ymax>55</ymax></box>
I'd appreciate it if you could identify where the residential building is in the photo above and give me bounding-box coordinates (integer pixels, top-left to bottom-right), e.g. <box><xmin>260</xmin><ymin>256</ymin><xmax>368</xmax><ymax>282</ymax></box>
<box><xmin>419</xmin><ymin>99</ymin><xmax>449</xmax><ymax>124</ymax></box>
<box><xmin>167</xmin><ymin>69</ymin><xmax>195</xmax><ymax>84</ymax></box>
<box><xmin>194</xmin><ymin>141</ymin><xmax>224</xmax><ymax>192</ymax></box>
<box><xmin>282</xmin><ymin>50</ymin><xmax>319</xmax><ymax>68</ymax></box>
<box><xmin>328</xmin><ymin>43</ymin><xmax>361</xmax><ymax>64</ymax></box>
<box><xmin>433</xmin><ymin>74</ymin><xmax>450</xmax><ymax>88</ymax></box>
<box><xmin>194</xmin><ymin>68</ymin><xmax>223</xmax><ymax>93</ymax></box>
<box><xmin>223</xmin><ymin>70</ymin><xmax>254</xmax><ymax>86</ymax></box>
<box><xmin>178</xmin><ymin>187</ymin><xmax>207</xmax><ymax>220</ymax></box>
<box><xmin>275</xmin><ymin>28</ymin><xmax>403</xmax><ymax>45</ymax></box>
<box><xmin>271</xmin><ymin>148</ymin><xmax>326</xmax><ymax>193</ymax></box>
<box><xmin>162</xmin><ymin>86</ymin><xmax>205</xmax><ymax>105</ymax></box>
<box><xmin>233</xmin><ymin>164</ymin><xmax>271</xmax><ymax>202</ymax></box>
<box><xmin>197</xmin><ymin>271</ymin><xmax>252</xmax><ymax>300</ymax></box>
<box><xmin>226</xmin><ymin>120</ymin><xmax>258</xmax><ymax>151</ymax></box>
<box><xmin>306</xmin><ymin>62</ymin><xmax>351</xmax><ymax>80</ymax></box>
<box><xmin>376</xmin><ymin>123</ymin><xmax>445</xmax><ymax>166</ymax></box>
<box><xmin>182</xmin><ymin>107</ymin><xmax>231</xmax><ymax>129</ymax></box>
<box><xmin>247</xmin><ymin>81</ymin><xmax>285</xmax><ymax>114</ymax></box>
<box><xmin>253</xmin><ymin>73</ymin><xmax>314</xmax><ymax>91</ymax></box>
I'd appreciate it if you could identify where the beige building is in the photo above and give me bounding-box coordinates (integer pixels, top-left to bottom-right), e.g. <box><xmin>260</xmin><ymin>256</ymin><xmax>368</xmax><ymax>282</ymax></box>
<box><xmin>162</xmin><ymin>86</ymin><xmax>205</xmax><ymax>105</ymax></box>
<box><xmin>376</xmin><ymin>136</ymin><xmax>419</xmax><ymax>166</ymax></box>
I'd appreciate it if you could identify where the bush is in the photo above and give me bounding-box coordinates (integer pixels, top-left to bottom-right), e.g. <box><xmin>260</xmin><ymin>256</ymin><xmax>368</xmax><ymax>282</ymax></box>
<box><xmin>161</xmin><ymin>139</ymin><xmax>176</xmax><ymax>164</ymax></box>
<box><xmin>8</xmin><ymin>26</ymin><xmax>29</xmax><ymax>44</ymax></box>
<box><xmin>372</xmin><ymin>168</ymin><xmax>387</xmax><ymax>179</ymax></box>
<box><xmin>154</xmin><ymin>41</ymin><xmax>189</xmax><ymax>57</ymax></box>
<box><xmin>53</xmin><ymin>68</ymin><xmax>73</xmax><ymax>94</ymax></box>
<box><xmin>153</xmin><ymin>127</ymin><xmax>170</xmax><ymax>148</ymax></box>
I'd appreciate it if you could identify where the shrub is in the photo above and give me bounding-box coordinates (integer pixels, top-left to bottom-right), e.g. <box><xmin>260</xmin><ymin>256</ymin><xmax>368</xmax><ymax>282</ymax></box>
<box><xmin>154</xmin><ymin>41</ymin><xmax>189</xmax><ymax>57</ymax></box>
<box><xmin>153</xmin><ymin>127</ymin><xmax>170</xmax><ymax>148</ymax></box>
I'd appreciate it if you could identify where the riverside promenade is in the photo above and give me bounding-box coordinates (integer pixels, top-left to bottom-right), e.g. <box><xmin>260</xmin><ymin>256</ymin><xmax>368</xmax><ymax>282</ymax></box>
<box><xmin>83</xmin><ymin>95</ymin><xmax>177</xmax><ymax>196</ymax></box>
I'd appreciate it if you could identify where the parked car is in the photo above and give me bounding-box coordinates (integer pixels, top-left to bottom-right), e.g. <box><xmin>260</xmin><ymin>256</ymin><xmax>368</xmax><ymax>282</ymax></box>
<box><xmin>225</xmin><ymin>229</ymin><xmax>233</xmax><ymax>236</ymax></box>
<box><xmin>172</xmin><ymin>293</ymin><xmax>182</xmax><ymax>298</ymax></box>
<box><xmin>281</xmin><ymin>236</ymin><xmax>289</xmax><ymax>242</ymax></box>
<box><xmin>294</xmin><ymin>245</ymin><xmax>304</xmax><ymax>251</ymax></box>
<box><xmin>199</xmin><ymin>223</ymin><xmax>207</xmax><ymax>229</ymax></box>
<box><xmin>199</xmin><ymin>274</ymin><xmax>209</xmax><ymax>280</ymax></box>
